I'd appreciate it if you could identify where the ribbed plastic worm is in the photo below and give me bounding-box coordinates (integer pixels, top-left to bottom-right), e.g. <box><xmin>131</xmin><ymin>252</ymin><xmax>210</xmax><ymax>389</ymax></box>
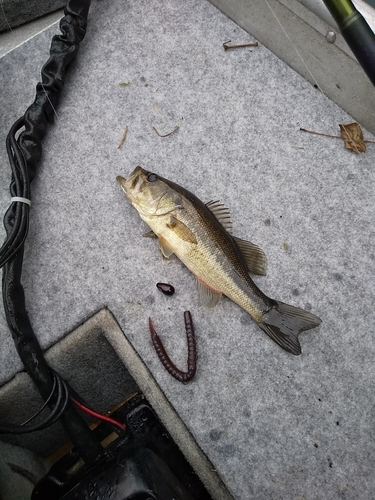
<box><xmin>148</xmin><ymin>311</ymin><xmax>197</xmax><ymax>382</ymax></box>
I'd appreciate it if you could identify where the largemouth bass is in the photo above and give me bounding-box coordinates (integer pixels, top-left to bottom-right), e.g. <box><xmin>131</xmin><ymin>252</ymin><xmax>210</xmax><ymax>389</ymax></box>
<box><xmin>117</xmin><ymin>166</ymin><xmax>321</xmax><ymax>355</ymax></box>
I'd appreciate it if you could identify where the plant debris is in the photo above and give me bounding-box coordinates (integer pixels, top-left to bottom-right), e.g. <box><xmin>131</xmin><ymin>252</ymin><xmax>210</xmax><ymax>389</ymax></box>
<box><xmin>300</xmin><ymin>122</ymin><xmax>374</xmax><ymax>154</ymax></box>
<box><xmin>339</xmin><ymin>123</ymin><xmax>366</xmax><ymax>153</ymax></box>
<box><xmin>117</xmin><ymin>125</ymin><xmax>128</xmax><ymax>149</ymax></box>
<box><xmin>119</xmin><ymin>81</ymin><xmax>131</xmax><ymax>87</ymax></box>
<box><xmin>152</xmin><ymin>124</ymin><xmax>179</xmax><ymax>137</ymax></box>
<box><xmin>153</xmin><ymin>102</ymin><xmax>162</xmax><ymax>114</ymax></box>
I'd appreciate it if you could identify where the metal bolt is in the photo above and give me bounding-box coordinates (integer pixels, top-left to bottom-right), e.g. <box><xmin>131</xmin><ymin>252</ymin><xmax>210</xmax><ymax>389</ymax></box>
<box><xmin>326</xmin><ymin>30</ymin><xmax>336</xmax><ymax>44</ymax></box>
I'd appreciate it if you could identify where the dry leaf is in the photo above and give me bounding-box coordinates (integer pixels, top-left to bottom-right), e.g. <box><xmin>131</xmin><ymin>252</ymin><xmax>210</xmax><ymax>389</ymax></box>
<box><xmin>339</xmin><ymin>122</ymin><xmax>366</xmax><ymax>154</ymax></box>
<box><xmin>300</xmin><ymin>122</ymin><xmax>374</xmax><ymax>153</ymax></box>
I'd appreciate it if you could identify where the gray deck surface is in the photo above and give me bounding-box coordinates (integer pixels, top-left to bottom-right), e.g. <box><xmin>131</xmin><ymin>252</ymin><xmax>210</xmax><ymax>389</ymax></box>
<box><xmin>1</xmin><ymin>1</ymin><xmax>375</xmax><ymax>499</ymax></box>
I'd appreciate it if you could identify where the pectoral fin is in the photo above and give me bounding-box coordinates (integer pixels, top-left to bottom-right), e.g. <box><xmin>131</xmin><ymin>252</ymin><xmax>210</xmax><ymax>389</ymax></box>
<box><xmin>167</xmin><ymin>216</ymin><xmax>197</xmax><ymax>244</ymax></box>
<box><xmin>197</xmin><ymin>279</ymin><xmax>222</xmax><ymax>308</ymax></box>
<box><xmin>233</xmin><ymin>236</ymin><xmax>267</xmax><ymax>276</ymax></box>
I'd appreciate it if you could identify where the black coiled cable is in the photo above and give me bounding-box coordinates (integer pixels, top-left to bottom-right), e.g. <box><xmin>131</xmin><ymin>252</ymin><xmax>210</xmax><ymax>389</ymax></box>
<box><xmin>0</xmin><ymin>372</ymin><xmax>69</xmax><ymax>435</ymax></box>
<box><xmin>0</xmin><ymin>0</ymin><xmax>105</xmax><ymax>461</ymax></box>
<box><xmin>0</xmin><ymin>118</ymin><xmax>30</xmax><ymax>268</ymax></box>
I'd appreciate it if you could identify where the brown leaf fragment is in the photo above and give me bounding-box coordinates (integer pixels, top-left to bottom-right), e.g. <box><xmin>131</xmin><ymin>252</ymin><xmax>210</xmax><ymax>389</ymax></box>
<box><xmin>339</xmin><ymin>123</ymin><xmax>366</xmax><ymax>154</ymax></box>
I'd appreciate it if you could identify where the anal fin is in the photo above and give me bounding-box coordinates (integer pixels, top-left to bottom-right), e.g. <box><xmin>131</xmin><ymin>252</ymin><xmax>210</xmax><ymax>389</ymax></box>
<box><xmin>197</xmin><ymin>279</ymin><xmax>222</xmax><ymax>308</ymax></box>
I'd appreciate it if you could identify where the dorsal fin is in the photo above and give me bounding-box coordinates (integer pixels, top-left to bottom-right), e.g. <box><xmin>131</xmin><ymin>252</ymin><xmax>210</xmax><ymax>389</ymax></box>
<box><xmin>206</xmin><ymin>200</ymin><xmax>233</xmax><ymax>234</ymax></box>
<box><xmin>233</xmin><ymin>236</ymin><xmax>267</xmax><ymax>276</ymax></box>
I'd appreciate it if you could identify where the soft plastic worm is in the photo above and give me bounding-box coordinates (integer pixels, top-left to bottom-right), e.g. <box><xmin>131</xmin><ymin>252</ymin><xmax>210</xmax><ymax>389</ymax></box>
<box><xmin>149</xmin><ymin>311</ymin><xmax>197</xmax><ymax>382</ymax></box>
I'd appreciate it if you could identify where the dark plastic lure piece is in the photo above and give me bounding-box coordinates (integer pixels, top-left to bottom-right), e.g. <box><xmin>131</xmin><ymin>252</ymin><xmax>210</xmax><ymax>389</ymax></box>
<box><xmin>156</xmin><ymin>282</ymin><xmax>175</xmax><ymax>296</ymax></box>
<box><xmin>149</xmin><ymin>311</ymin><xmax>197</xmax><ymax>383</ymax></box>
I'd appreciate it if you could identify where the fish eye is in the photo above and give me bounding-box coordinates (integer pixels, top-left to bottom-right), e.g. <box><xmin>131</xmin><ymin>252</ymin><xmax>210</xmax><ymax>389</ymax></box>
<box><xmin>147</xmin><ymin>173</ymin><xmax>158</xmax><ymax>182</ymax></box>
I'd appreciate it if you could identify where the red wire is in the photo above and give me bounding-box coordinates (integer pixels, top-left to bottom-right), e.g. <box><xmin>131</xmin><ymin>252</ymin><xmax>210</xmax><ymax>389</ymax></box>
<box><xmin>70</xmin><ymin>397</ymin><xmax>126</xmax><ymax>431</ymax></box>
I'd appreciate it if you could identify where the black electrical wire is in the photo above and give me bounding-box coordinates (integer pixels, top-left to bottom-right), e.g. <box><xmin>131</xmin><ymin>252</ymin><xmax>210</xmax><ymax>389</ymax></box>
<box><xmin>20</xmin><ymin>373</ymin><xmax>59</xmax><ymax>427</ymax></box>
<box><xmin>0</xmin><ymin>371</ymin><xmax>126</xmax><ymax>436</ymax></box>
<box><xmin>0</xmin><ymin>0</ymin><xmax>105</xmax><ymax>462</ymax></box>
<box><xmin>0</xmin><ymin>373</ymin><xmax>69</xmax><ymax>435</ymax></box>
<box><xmin>0</xmin><ymin>118</ymin><xmax>30</xmax><ymax>268</ymax></box>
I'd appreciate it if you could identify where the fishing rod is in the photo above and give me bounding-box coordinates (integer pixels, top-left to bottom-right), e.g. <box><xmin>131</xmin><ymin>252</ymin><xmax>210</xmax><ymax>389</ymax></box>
<box><xmin>323</xmin><ymin>0</ymin><xmax>375</xmax><ymax>86</ymax></box>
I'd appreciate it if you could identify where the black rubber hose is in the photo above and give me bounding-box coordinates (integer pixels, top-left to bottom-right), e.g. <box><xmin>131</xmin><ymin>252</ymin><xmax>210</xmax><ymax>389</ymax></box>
<box><xmin>18</xmin><ymin>0</ymin><xmax>91</xmax><ymax>177</ymax></box>
<box><xmin>1</xmin><ymin>0</ymin><xmax>103</xmax><ymax>461</ymax></box>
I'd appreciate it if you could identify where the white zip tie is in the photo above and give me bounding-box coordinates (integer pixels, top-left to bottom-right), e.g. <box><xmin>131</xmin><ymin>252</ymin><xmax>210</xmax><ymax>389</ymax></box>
<box><xmin>11</xmin><ymin>197</ymin><xmax>31</xmax><ymax>206</ymax></box>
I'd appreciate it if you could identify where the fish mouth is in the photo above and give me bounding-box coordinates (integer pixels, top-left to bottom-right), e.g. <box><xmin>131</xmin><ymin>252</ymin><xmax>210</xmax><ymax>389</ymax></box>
<box><xmin>116</xmin><ymin>166</ymin><xmax>146</xmax><ymax>199</ymax></box>
<box><xmin>116</xmin><ymin>175</ymin><xmax>127</xmax><ymax>190</ymax></box>
<box><xmin>117</xmin><ymin>166</ymin><xmax>172</xmax><ymax>217</ymax></box>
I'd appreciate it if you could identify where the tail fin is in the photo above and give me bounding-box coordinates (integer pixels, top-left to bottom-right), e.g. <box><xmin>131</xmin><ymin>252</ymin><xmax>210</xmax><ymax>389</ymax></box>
<box><xmin>259</xmin><ymin>301</ymin><xmax>321</xmax><ymax>355</ymax></box>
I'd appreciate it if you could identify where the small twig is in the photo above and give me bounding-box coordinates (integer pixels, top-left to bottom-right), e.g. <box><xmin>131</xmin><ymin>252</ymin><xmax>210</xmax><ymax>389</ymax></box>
<box><xmin>152</xmin><ymin>102</ymin><xmax>162</xmax><ymax>114</ymax></box>
<box><xmin>300</xmin><ymin>127</ymin><xmax>375</xmax><ymax>144</ymax></box>
<box><xmin>300</xmin><ymin>128</ymin><xmax>340</xmax><ymax>139</ymax></box>
<box><xmin>152</xmin><ymin>124</ymin><xmax>179</xmax><ymax>137</ymax></box>
<box><xmin>117</xmin><ymin>125</ymin><xmax>128</xmax><ymax>149</ymax></box>
<box><xmin>223</xmin><ymin>40</ymin><xmax>258</xmax><ymax>50</ymax></box>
